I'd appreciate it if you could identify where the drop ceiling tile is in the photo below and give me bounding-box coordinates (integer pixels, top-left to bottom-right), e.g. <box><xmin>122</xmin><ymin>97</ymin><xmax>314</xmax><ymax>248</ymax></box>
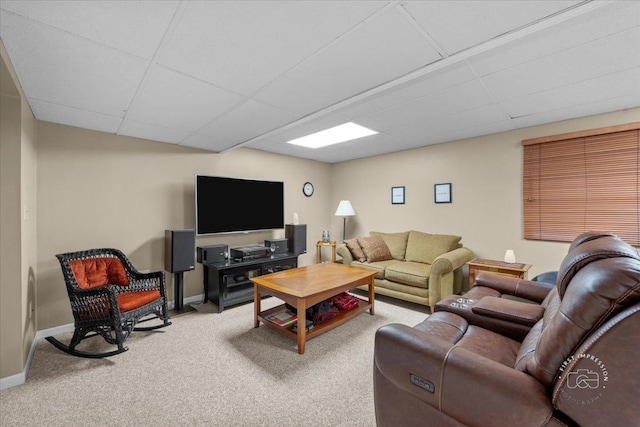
<box><xmin>336</xmin><ymin>61</ymin><xmax>477</xmax><ymax>120</ymax></box>
<box><xmin>481</xmin><ymin>27</ymin><xmax>640</xmax><ymax>102</ymax></box>
<box><xmin>118</xmin><ymin>119</ymin><xmax>190</xmax><ymax>144</ymax></box>
<box><xmin>253</xmin><ymin>6</ymin><xmax>442</xmax><ymax>115</ymax></box>
<box><xmin>469</xmin><ymin>1</ymin><xmax>640</xmax><ymax>77</ymax></box>
<box><xmin>429</xmin><ymin>119</ymin><xmax>517</xmax><ymax>145</ymax></box>
<box><xmin>322</xmin><ymin>133</ymin><xmax>415</xmax><ymax>163</ymax></box>
<box><xmin>512</xmin><ymin>92</ymin><xmax>640</xmax><ymax>129</ymax></box>
<box><xmin>158</xmin><ymin>1</ymin><xmax>386</xmax><ymax>96</ymax></box>
<box><xmin>357</xmin><ymin>79</ymin><xmax>493</xmax><ymax>131</ymax></box>
<box><xmin>501</xmin><ymin>67</ymin><xmax>640</xmax><ymax>118</ymax></box>
<box><xmin>386</xmin><ymin>103</ymin><xmax>510</xmax><ymax>144</ymax></box>
<box><xmin>0</xmin><ymin>13</ymin><xmax>148</xmax><ymax>116</ymax></box>
<box><xmin>30</xmin><ymin>99</ymin><xmax>123</xmax><ymax>134</ymax></box>
<box><xmin>402</xmin><ymin>0</ymin><xmax>580</xmax><ymax>55</ymax></box>
<box><xmin>0</xmin><ymin>1</ymin><xmax>179</xmax><ymax>59</ymax></box>
<box><xmin>125</xmin><ymin>65</ymin><xmax>244</xmax><ymax>132</ymax></box>
<box><xmin>182</xmin><ymin>99</ymin><xmax>301</xmax><ymax>152</ymax></box>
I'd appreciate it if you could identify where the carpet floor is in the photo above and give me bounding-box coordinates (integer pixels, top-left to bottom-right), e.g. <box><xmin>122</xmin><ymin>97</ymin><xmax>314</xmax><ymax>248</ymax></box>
<box><xmin>0</xmin><ymin>294</ymin><xmax>428</xmax><ymax>427</ymax></box>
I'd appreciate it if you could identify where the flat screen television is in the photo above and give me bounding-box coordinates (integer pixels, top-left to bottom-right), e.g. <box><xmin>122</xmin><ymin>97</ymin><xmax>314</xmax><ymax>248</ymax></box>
<box><xmin>195</xmin><ymin>175</ymin><xmax>284</xmax><ymax>235</ymax></box>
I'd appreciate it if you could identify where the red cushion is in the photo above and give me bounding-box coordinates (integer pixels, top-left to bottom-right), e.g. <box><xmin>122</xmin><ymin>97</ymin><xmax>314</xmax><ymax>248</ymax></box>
<box><xmin>117</xmin><ymin>290</ymin><xmax>161</xmax><ymax>312</ymax></box>
<box><xmin>76</xmin><ymin>290</ymin><xmax>161</xmax><ymax>319</ymax></box>
<box><xmin>70</xmin><ymin>257</ymin><xmax>129</xmax><ymax>289</ymax></box>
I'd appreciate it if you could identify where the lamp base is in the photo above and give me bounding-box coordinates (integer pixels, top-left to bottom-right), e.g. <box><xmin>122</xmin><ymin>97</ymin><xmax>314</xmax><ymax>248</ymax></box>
<box><xmin>343</xmin><ymin>217</ymin><xmax>347</xmax><ymax>241</ymax></box>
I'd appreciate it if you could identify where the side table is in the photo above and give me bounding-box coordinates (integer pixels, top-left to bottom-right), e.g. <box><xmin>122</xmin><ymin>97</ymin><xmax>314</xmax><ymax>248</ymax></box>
<box><xmin>467</xmin><ymin>258</ymin><xmax>532</xmax><ymax>287</ymax></box>
<box><xmin>316</xmin><ymin>240</ymin><xmax>336</xmax><ymax>263</ymax></box>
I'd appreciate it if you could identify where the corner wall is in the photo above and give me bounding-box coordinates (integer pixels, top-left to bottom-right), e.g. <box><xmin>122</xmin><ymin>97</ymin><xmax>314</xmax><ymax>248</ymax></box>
<box><xmin>0</xmin><ymin>65</ymin><xmax>22</xmax><ymax>379</ymax></box>
<box><xmin>0</xmin><ymin>40</ymin><xmax>37</xmax><ymax>380</ymax></box>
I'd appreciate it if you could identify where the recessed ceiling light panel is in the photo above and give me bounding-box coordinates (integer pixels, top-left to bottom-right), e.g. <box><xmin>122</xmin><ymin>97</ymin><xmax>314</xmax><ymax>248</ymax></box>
<box><xmin>286</xmin><ymin>122</ymin><xmax>378</xmax><ymax>149</ymax></box>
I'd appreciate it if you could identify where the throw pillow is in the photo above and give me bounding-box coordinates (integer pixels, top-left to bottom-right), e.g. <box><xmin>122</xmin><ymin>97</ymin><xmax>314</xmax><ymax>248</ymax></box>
<box><xmin>405</xmin><ymin>231</ymin><xmax>462</xmax><ymax>264</ymax></box>
<box><xmin>370</xmin><ymin>231</ymin><xmax>409</xmax><ymax>260</ymax></box>
<box><xmin>357</xmin><ymin>236</ymin><xmax>393</xmax><ymax>263</ymax></box>
<box><xmin>344</xmin><ymin>238</ymin><xmax>366</xmax><ymax>262</ymax></box>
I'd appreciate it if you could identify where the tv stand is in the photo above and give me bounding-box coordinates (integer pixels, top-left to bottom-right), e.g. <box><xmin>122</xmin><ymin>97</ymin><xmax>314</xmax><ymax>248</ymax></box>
<box><xmin>202</xmin><ymin>253</ymin><xmax>298</xmax><ymax>313</ymax></box>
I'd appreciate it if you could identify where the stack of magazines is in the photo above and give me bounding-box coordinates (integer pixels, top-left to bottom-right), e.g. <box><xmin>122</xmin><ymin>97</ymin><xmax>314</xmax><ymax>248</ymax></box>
<box><xmin>264</xmin><ymin>308</ymin><xmax>297</xmax><ymax>327</ymax></box>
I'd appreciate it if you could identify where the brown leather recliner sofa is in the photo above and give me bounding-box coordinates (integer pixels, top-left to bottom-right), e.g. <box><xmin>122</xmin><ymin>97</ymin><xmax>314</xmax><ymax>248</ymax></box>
<box><xmin>433</xmin><ymin>231</ymin><xmax>619</xmax><ymax>342</ymax></box>
<box><xmin>374</xmin><ymin>234</ymin><xmax>640</xmax><ymax>426</ymax></box>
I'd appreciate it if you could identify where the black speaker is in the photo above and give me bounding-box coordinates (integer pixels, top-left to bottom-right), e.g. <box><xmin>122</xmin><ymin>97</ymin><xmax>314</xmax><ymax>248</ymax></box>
<box><xmin>197</xmin><ymin>244</ymin><xmax>228</xmax><ymax>264</ymax></box>
<box><xmin>285</xmin><ymin>224</ymin><xmax>307</xmax><ymax>255</ymax></box>
<box><xmin>164</xmin><ymin>229</ymin><xmax>195</xmax><ymax>273</ymax></box>
<box><xmin>265</xmin><ymin>239</ymin><xmax>288</xmax><ymax>254</ymax></box>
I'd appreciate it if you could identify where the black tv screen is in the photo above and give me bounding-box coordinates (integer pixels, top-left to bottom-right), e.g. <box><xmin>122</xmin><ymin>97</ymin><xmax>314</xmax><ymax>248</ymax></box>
<box><xmin>195</xmin><ymin>175</ymin><xmax>284</xmax><ymax>235</ymax></box>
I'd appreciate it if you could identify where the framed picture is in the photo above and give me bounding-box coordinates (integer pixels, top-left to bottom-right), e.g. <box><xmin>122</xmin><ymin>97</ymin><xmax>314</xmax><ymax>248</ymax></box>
<box><xmin>434</xmin><ymin>183</ymin><xmax>452</xmax><ymax>203</ymax></box>
<box><xmin>391</xmin><ymin>186</ymin><xmax>405</xmax><ymax>204</ymax></box>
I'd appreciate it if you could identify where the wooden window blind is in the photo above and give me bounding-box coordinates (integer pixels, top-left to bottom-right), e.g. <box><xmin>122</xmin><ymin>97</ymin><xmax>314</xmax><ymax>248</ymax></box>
<box><xmin>522</xmin><ymin>122</ymin><xmax>640</xmax><ymax>246</ymax></box>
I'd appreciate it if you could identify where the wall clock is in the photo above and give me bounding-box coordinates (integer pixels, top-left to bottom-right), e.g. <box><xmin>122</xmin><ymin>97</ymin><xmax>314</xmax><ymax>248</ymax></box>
<box><xmin>303</xmin><ymin>182</ymin><xmax>314</xmax><ymax>197</ymax></box>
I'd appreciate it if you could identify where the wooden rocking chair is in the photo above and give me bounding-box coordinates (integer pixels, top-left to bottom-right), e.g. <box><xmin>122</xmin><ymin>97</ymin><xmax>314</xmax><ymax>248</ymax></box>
<box><xmin>46</xmin><ymin>248</ymin><xmax>171</xmax><ymax>358</ymax></box>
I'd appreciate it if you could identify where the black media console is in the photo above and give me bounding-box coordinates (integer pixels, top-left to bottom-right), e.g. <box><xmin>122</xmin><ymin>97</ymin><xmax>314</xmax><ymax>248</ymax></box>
<box><xmin>202</xmin><ymin>253</ymin><xmax>298</xmax><ymax>313</ymax></box>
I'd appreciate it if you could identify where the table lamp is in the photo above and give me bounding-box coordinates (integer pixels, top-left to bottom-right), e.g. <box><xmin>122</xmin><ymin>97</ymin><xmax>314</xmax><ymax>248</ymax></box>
<box><xmin>335</xmin><ymin>200</ymin><xmax>356</xmax><ymax>241</ymax></box>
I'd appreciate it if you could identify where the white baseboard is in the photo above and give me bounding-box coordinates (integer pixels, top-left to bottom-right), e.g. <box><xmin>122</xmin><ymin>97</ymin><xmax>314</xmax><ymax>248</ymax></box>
<box><xmin>0</xmin><ymin>294</ymin><xmax>204</xmax><ymax>391</ymax></box>
<box><xmin>0</xmin><ymin>371</ymin><xmax>25</xmax><ymax>391</ymax></box>
<box><xmin>0</xmin><ymin>323</ymin><xmax>75</xmax><ymax>391</ymax></box>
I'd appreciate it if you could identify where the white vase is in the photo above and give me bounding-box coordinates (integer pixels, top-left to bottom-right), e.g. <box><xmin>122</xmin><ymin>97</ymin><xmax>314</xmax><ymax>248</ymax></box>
<box><xmin>293</xmin><ymin>212</ymin><xmax>299</xmax><ymax>225</ymax></box>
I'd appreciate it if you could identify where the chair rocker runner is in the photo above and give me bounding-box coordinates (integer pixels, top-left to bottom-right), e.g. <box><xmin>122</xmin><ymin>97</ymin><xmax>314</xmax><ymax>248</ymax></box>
<box><xmin>46</xmin><ymin>248</ymin><xmax>171</xmax><ymax>358</ymax></box>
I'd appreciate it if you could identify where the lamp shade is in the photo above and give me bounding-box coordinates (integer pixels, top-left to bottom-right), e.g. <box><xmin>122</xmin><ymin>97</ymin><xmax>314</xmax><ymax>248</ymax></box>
<box><xmin>335</xmin><ymin>200</ymin><xmax>355</xmax><ymax>217</ymax></box>
<box><xmin>504</xmin><ymin>249</ymin><xmax>516</xmax><ymax>263</ymax></box>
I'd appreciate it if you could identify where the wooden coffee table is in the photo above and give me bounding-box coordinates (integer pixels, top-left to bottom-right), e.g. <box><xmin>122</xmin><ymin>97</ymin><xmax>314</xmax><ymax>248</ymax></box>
<box><xmin>251</xmin><ymin>263</ymin><xmax>376</xmax><ymax>354</ymax></box>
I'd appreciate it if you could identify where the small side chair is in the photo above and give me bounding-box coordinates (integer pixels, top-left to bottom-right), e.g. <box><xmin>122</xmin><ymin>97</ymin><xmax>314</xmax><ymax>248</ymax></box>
<box><xmin>46</xmin><ymin>248</ymin><xmax>171</xmax><ymax>358</ymax></box>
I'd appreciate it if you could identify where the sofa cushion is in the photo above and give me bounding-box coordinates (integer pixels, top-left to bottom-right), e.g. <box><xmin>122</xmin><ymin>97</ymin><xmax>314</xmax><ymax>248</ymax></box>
<box><xmin>373</xmin><ymin>279</ymin><xmax>429</xmax><ymax>299</ymax></box>
<box><xmin>385</xmin><ymin>261</ymin><xmax>431</xmax><ymax>288</ymax></box>
<box><xmin>405</xmin><ymin>231</ymin><xmax>461</xmax><ymax>264</ymax></box>
<box><xmin>358</xmin><ymin>236</ymin><xmax>393</xmax><ymax>263</ymax></box>
<box><xmin>344</xmin><ymin>238</ymin><xmax>366</xmax><ymax>262</ymax></box>
<box><xmin>370</xmin><ymin>231</ymin><xmax>409</xmax><ymax>260</ymax></box>
<box><xmin>117</xmin><ymin>290</ymin><xmax>162</xmax><ymax>312</ymax></box>
<box><xmin>352</xmin><ymin>260</ymin><xmax>397</xmax><ymax>279</ymax></box>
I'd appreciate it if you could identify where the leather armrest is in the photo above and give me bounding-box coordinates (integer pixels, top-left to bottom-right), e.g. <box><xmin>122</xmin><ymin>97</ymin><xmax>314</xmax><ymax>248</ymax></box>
<box><xmin>435</xmin><ymin>296</ymin><xmax>534</xmax><ymax>341</ymax></box>
<box><xmin>374</xmin><ymin>324</ymin><xmax>553</xmax><ymax>427</ymax></box>
<box><xmin>475</xmin><ymin>272</ymin><xmax>554</xmax><ymax>303</ymax></box>
<box><xmin>471</xmin><ymin>296</ymin><xmax>544</xmax><ymax>326</ymax></box>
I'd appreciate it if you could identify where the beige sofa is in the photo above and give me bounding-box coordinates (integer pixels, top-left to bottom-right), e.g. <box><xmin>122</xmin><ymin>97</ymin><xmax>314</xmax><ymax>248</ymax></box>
<box><xmin>336</xmin><ymin>231</ymin><xmax>473</xmax><ymax>312</ymax></box>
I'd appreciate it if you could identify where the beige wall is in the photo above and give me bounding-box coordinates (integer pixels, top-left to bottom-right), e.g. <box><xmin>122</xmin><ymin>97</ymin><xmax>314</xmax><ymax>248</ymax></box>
<box><xmin>1</xmin><ymin>42</ymin><xmax>37</xmax><ymax>379</ymax></box>
<box><xmin>331</xmin><ymin>107</ymin><xmax>640</xmax><ymax>283</ymax></box>
<box><xmin>36</xmin><ymin>122</ymin><xmax>332</xmax><ymax>329</ymax></box>
<box><xmin>1</xmin><ymin>73</ymin><xmax>22</xmax><ymax>378</ymax></box>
